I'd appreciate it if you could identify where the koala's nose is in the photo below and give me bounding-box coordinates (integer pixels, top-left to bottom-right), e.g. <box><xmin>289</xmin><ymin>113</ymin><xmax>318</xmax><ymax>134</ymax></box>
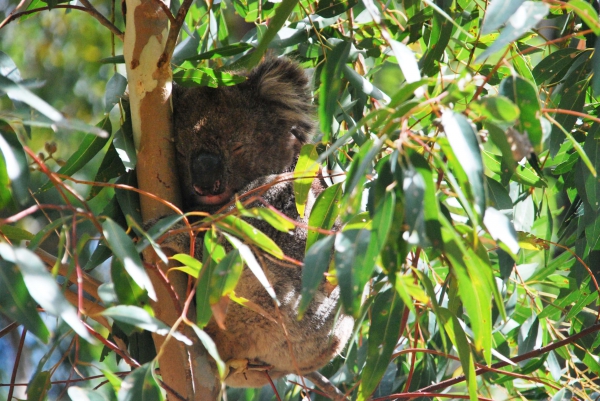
<box><xmin>191</xmin><ymin>153</ymin><xmax>225</xmax><ymax>195</ymax></box>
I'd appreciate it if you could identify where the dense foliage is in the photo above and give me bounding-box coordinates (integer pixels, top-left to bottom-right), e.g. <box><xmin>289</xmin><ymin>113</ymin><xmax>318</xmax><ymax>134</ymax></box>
<box><xmin>2</xmin><ymin>0</ymin><xmax>600</xmax><ymax>399</ymax></box>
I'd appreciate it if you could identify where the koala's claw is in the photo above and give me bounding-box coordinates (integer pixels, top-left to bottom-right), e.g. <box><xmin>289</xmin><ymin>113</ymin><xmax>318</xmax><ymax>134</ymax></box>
<box><xmin>225</xmin><ymin>359</ymin><xmax>273</xmax><ymax>381</ymax></box>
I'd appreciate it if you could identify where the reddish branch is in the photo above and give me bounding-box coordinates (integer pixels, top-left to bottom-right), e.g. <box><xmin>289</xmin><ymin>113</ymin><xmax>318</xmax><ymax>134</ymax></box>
<box><xmin>417</xmin><ymin>323</ymin><xmax>600</xmax><ymax>393</ymax></box>
<box><xmin>7</xmin><ymin>328</ymin><xmax>27</xmax><ymax>401</ymax></box>
<box><xmin>543</xmin><ymin>108</ymin><xmax>600</xmax><ymax>125</ymax></box>
<box><xmin>0</xmin><ymin>4</ymin><xmax>123</xmax><ymax>39</ymax></box>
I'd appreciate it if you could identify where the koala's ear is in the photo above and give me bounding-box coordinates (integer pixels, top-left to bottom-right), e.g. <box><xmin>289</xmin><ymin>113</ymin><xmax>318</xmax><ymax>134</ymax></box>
<box><xmin>246</xmin><ymin>58</ymin><xmax>314</xmax><ymax>144</ymax></box>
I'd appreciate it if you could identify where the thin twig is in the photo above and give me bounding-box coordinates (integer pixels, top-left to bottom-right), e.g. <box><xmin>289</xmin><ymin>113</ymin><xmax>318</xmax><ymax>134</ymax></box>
<box><xmin>0</xmin><ymin>321</ymin><xmax>18</xmax><ymax>340</ymax></box>
<box><xmin>543</xmin><ymin>108</ymin><xmax>600</xmax><ymax>125</ymax></box>
<box><xmin>0</xmin><ymin>4</ymin><xmax>123</xmax><ymax>39</ymax></box>
<box><xmin>34</xmin><ymin>248</ymin><xmax>102</xmax><ymax>299</ymax></box>
<box><xmin>417</xmin><ymin>323</ymin><xmax>600</xmax><ymax>393</ymax></box>
<box><xmin>157</xmin><ymin>0</ymin><xmax>194</xmax><ymax>68</ymax></box>
<box><xmin>304</xmin><ymin>371</ymin><xmax>349</xmax><ymax>401</ymax></box>
<box><xmin>7</xmin><ymin>328</ymin><xmax>27</xmax><ymax>401</ymax></box>
<box><xmin>153</xmin><ymin>0</ymin><xmax>176</xmax><ymax>24</ymax></box>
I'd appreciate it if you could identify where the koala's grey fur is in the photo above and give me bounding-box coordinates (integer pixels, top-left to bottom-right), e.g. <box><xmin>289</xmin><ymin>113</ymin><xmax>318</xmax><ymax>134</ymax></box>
<box><xmin>171</xmin><ymin>58</ymin><xmax>354</xmax><ymax>388</ymax></box>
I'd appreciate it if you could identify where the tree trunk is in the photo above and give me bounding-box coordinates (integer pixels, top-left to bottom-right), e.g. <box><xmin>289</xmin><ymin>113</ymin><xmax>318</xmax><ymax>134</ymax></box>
<box><xmin>122</xmin><ymin>1</ymin><xmax>220</xmax><ymax>399</ymax></box>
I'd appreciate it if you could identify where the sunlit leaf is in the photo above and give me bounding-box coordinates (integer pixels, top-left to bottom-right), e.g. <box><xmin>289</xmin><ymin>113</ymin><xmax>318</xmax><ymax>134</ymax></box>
<box><xmin>215</xmin><ymin>215</ymin><xmax>283</xmax><ymax>259</ymax></box>
<box><xmin>477</xmin><ymin>2</ymin><xmax>549</xmax><ymax>62</ymax></box>
<box><xmin>102</xmin><ymin>218</ymin><xmax>156</xmax><ymax>301</ymax></box>
<box><xmin>319</xmin><ymin>40</ymin><xmax>351</xmax><ymax>141</ymax></box>
<box><xmin>358</xmin><ymin>288</ymin><xmax>404</xmax><ymax>401</ymax></box>
<box><xmin>0</xmin><ymin>243</ymin><xmax>96</xmax><ymax>343</ymax></box>
<box><xmin>104</xmin><ymin>73</ymin><xmax>127</xmax><ymax>113</ymax></box>
<box><xmin>293</xmin><ymin>143</ymin><xmax>320</xmax><ymax>218</ymax></box>
<box><xmin>0</xmin><ymin>259</ymin><xmax>50</xmax><ymax>342</ymax></box>
<box><xmin>335</xmin><ymin>229</ymin><xmax>375</xmax><ymax>317</ymax></box>
<box><xmin>39</xmin><ymin>117</ymin><xmax>111</xmax><ymax>192</ymax></box>
<box><xmin>481</xmin><ymin>0</ymin><xmax>524</xmax><ymax>34</ymax></box>
<box><xmin>299</xmin><ymin>235</ymin><xmax>335</xmax><ymax>317</ymax></box>
<box><xmin>484</xmin><ymin>207</ymin><xmax>519</xmax><ymax>255</ymax></box>
<box><xmin>305</xmin><ymin>183</ymin><xmax>342</xmax><ymax>252</ymax></box>
<box><xmin>0</xmin><ymin>123</ymin><xmax>30</xmax><ymax>206</ymax></box>
<box><xmin>102</xmin><ymin>305</ymin><xmax>191</xmax><ymax>345</ymax></box>
<box><xmin>441</xmin><ymin>110</ymin><xmax>486</xmax><ymax>218</ymax></box>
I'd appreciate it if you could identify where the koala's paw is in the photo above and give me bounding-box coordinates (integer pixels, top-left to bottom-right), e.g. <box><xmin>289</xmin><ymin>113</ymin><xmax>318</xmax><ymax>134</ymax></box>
<box><xmin>224</xmin><ymin>359</ymin><xmax>273</xmax><ymax>385</ymax></box>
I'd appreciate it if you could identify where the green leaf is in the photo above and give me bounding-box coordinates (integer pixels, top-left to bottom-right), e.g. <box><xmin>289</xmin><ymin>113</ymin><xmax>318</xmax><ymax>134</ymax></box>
<box><xmin>409</xmin><ymin>151</ymin><xmax>443</xmax><ymax>249</ymax></box>
<box><xmin>402</xmin><ymin>161</ymin><xmax>426</xmax><ymax>245</ymax></box>
<box><xmin>171</xmin><ymin>253</ymin><xmax>202</xmax><ymax>278</ymax></box>
<box><xmin>0</xmin><ymin>243</ymin><xmax>96</xmax><ymax>343</ymax></box>
<box><xmin>102</xmin><ymin>218</ymin><xmax>156</xmax><ymax>301</ymax></box>
<box><xmin>237</xmin><ymin>204</ymin><xmax>295</xmax><ymax>232</ymax></box>
<box><xmin>0</xmin><ymin>74</ymin><xmax>108</xmax><ymax>137</ymax></box>
<box><xmin>319</xmin><ymin>40</ymin><xmax>351</xmax><ymax>141</ymax></box>
<box><xmin>440</xmin><ymin>219</ymin><xmax>494</xmax><ymax>364</ymax></box>
<box><xmin>173</xmin><ymin>66</ymin><xmax>247</xmax><ymax>88</ymax></box>
<box><xmin>483</xmin><ymin>207</ymin><xmax>519</xmax><ymax>255</ymax></box>
<box><xmin>0</xmin><ymin>225</ymin><xmax>34</xmax><ymax>241</ymax></box>
<box><xmin>244</xmin><ymin>0</ymin><xmax>300</xmax><ymax>68</ymax></box>
<box><xmin>293</xmin><ymin>143</ymin><xmax>320</xmax><ymax>218</ymax></box>
<box><xmin>358</xmin><ymin>288</ymin><xmax>404</xmax><ymax>401</ymax></box>
<box><xmin>0</xmin><ymin>259</ymin><xmax>50</xmax><ymax>342</ymax></box>
<box><xmin>224</xmin><ymin>233</ymin><xmax>280</xmax><ymax>305</ymax></box>
<box><xmin>183</xmin><ymin>43</ymin><xmax>254</xmax><ymax>62</ymax></box>
<box><xmin>419</xmin><ymin>0</ymin><xmax>454</xmax><ymax>77</ymax></box>
<box><xmin>89</xmin><ymin>143</ymin><xmax>126</xmax><ymax>199</ymax></box>
<box><xmin>104</xmin><ymin>73</ymin><xmax>127</xmax><ymax>113</ymax></box>
<box><xmin>27</xmin><ymin>370</ymin><xmax>51</xmax><ymax>401</ymax></box>
<box><xmin>39</xmin><ymin>117</ymin><xmax>112</xmax><ymax>192</ymax></box>
<box><xmin>111</xmin><ymin>257</ymin><xmax>148</xmax><ymax>306</ymax></box>
<box><xmin>315</xmin><ymin>0</ymin><xmax>358</xmax><ymax>17</ymax></box>
<box><xmin>196</xmin><ymin>229</ymin><xmax>224</xmax><ymax>327</ymax></box>
<box><xmin>581</xmin><ymin>125</ymin><xmax>600</xmax><ymax>210</ymax></box>
<box><xmin>441</xmin><ymin>110</ymin><xmax>486</xmax><ymax>218</ymax></box>
<box><xmin>68</xmin><ymin>386</ymin><xmax>110</xmax><ymax>401</ymax></box>
<box><xmin>102</xmin><ymin>305</ymin><xmax>191</xmax><ymax>345</ymax></box>
<box><xmin>498</xmin><ymin>75</ymin><xmax>544</xmax><ymax>152</ymax></box>
<box><xmin>189</xmin><ymin>324</ymin><xmax>226</xmax><ymax>379</ymax></box>
<box><xmin>305</xmin><ymin>183</ymin><xmax>343</xmax><ymax>252</ymax></box>
<box><xmin>215</xmin><ymin>215</ymin><xmax>283</xmax><ymax>259</ymax></box>
<box><xmin>438</xmin><ymin>308</ymin><xmax>478</xmax><ymax>401</ymax></box>
<box><xmin>0</xmin><ymin>124</ymin><xmax>30</xmax><ymax>206</ymax></box>
<box><xmin>481</xmin><ymin>0</ymin><xmax>524</xmax><ymax>34</ymax></box>
<box><xmin>117</xmin><ymin>362</ymin><xmax>164</xmax><ymax>401</ymax></box>
<box><xmin>477</xmin><ymin>2</ymin><xmax>549</xmax><ymax>62</ymax></box>
<box><xmin>565</xmin><ymin>0</ymin><xmax>600</xmax><ymax>36</ymax></box>
<box><xmin>343</xmin><ymin>65</ymin><xmax>390</xmax><ymax>103</ymax></box>
<box><xmin>209</xmin><ymin>248</ymin><xmax>244</xmax><ymax>304</ymax></box>
<box><xmin>532</xmin><ymin>48</ymin><xmax>580</xmax><ymax>84</ymax></box>
<box><xmin>335</xmin><ymin>229</ymin><xmax>375</xmax><ymax>317</ymax></box>
<box><xmin>298</xmin><ymin>235</ymin><xmax>335</xmax><ymax>318</ymax></box>
<box><xmin>471</xmin><ymin>96</ymin><xmax>520</xmax><ymax>123</ymax></box>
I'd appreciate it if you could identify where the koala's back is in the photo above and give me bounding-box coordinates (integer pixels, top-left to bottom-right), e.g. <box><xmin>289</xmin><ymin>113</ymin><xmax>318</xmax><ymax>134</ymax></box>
<box><xmin>172</xmin><ymin>58</ymin><xmax>354</xmax><ymax>388</ymax></box>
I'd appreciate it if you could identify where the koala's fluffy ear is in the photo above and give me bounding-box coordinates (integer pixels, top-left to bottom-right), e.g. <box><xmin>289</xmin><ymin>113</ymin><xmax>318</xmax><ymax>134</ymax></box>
<box><xmin>246</xmin><ymin>58</ymin><xmax>314</xmax><ymax>144</ymax></box>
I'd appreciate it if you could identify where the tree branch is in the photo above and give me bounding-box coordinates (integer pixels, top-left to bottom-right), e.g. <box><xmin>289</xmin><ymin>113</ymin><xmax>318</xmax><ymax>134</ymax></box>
<box><xmin>0</xmin><ymin>4</ymin><xmax>124</xmax><ymax>40</ymax></box>
<box><xmin>417</xmin><ymin>323</ymin><xmax>600</xmax><ymax>393</ymax></box>
<box><xmin>157</xmin><ymin>0</ymin><xmax>194</xmax><ymax>68</ymax></box>
<box><xmin>304</xmin><ymin>372</ymin><xmax>349</xmax><ymax>401</ymax></box>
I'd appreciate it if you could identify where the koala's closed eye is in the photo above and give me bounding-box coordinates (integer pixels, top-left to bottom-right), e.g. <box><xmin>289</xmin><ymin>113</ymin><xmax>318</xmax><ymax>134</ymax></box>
<box><xmin>231</xmin><ymin>143</ymin><xmax>244</xmax><ymax>155</ymax></box>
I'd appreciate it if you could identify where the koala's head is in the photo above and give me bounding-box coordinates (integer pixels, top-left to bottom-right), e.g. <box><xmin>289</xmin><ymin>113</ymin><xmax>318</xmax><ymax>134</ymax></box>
<box><xmin>172</xmin><ymin>58</ymin><xmax>314</xmax><ymax>212</ymax></box>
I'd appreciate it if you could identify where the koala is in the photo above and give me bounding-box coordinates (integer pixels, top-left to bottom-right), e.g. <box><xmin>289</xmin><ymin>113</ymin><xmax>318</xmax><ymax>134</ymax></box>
<box><xmin>171</xmin><ymin>58</ymin><xmax>354</xmax><ymax>388</ymax></box>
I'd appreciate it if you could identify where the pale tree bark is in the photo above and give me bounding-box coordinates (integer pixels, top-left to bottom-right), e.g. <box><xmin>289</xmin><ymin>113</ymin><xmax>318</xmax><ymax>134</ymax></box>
<box><xmin>123</xmin><ymin>0</ymin><xmax>220</xmax><ymax>399</ymax></box>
